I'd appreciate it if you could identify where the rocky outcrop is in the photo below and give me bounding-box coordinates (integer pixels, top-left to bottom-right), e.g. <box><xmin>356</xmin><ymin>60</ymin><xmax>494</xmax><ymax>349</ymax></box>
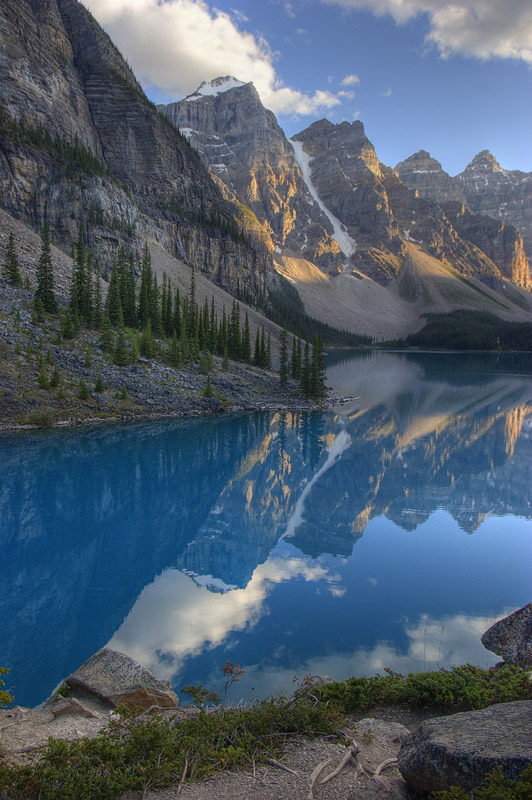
<box><xmin>481</xmin><ymin>603</ymin><xmax>532</xmax><ymax>669</ymax></box>
<box><xmin>441</xmin><ymin>202</ymin><xmax>531</xmax><ymax>289</ymax></box>
<box><xmin>398</xmin><ymin>700</ymin><xmax>532</xmax><ymax>794</ymax></box>
<box><xmin>396</xmin><ymin>149</ymin><xmax>532</xmax><ymax>268</ymax></box>
<box><xmin>65</xmin><ymin>648</ymin><xmax>179</xmax><ymax>710</ymax></box>
<box><xmin>159</xmin><ymin>78</ymin><xmax>343</xmax><ymax>271</ymax></box>
<box><xmin>0</xmin><ymin>2</ymin><xmax>274</xmax><ymax>300</ymax></box>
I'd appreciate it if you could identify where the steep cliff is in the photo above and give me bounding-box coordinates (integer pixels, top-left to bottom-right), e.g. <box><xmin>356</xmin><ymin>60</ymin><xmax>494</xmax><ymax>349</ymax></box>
<box><xmin>0</xmin><ymin>1</ymin><xmax>274</xmax><ymax>299</ymax></box>
<box><xmin>292</xmin><ymin>120</ymin><xmax>515</xmax><ymax>288</ymax></box>
<box><xmin>396</xmin><ymin>149</ymin><xmax>532</xmax><ymax>268</ymax></box>
<box><xmin>160</xmin><ymin>78</ymin><xmax>343</xmax><ymax>272</ymax></box>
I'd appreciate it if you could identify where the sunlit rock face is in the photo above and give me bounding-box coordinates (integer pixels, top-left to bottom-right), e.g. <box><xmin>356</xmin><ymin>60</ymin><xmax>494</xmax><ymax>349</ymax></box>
<box><xmin>159</xmin><ymin>79</ymin><xmax>343</xmax><ymax>272</ymax></box>
<box><xmin>397</xmin><ymin>149</ymin><xmax>532</xmax><ymax>270</ymax></box>
<box><xmin>0</xmin><ymin>2</ymin><xmax>273</xmax><ymax>300</ymax></box>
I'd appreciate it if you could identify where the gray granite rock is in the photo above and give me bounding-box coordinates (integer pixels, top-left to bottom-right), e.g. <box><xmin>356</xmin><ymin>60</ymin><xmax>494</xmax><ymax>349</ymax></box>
<box><xmin>397</xmin><ymin>700</ymin><xmax>532</xmax><ymax>795</ymax></box>
<box><xmin>481</xmin><ymin>603</ymin><xmax>532</xmax><ymax>669</ymax></box>
<box><xmin>65</xmin><ymin>648</ymin><xmax>179</xmax><ymax>710</ymax></box>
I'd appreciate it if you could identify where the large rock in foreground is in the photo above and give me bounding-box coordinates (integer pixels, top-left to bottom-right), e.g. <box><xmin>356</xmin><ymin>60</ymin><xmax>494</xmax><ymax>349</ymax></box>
<box><xmin>398</xmin><ymin>701</ymin><xmax>532</xmax><ymax>795</ymax></box>
<box><xmin>481</xmin><ymin>603</ymin><xmax>532</xmax><ymax>669</ymax></box>
<box><xmin>65</xmin><ymin>648</ymin><xmax>179</xmax><ymax>711</ymax></box>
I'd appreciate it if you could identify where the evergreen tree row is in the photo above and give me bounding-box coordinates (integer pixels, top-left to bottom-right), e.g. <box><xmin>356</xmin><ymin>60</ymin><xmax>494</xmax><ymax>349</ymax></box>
<box><xmin>23</xmin><ymin>224</ymin><xmax>277</xmax><ymax>373</ymax></box>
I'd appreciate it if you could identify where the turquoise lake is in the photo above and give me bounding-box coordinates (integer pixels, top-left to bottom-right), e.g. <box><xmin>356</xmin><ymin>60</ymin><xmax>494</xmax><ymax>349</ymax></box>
<box><xmin>1</xmin><ymin>350</ymin><xmax>531</xmax><ymax>708</ymax></box>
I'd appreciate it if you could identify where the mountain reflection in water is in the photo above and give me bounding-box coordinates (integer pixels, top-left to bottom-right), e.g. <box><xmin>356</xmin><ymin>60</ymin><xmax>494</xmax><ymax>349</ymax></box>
<box><xmin>1</xmin><ymin>351</ymin><xmax>530</xmax><ymax>706</ymax></box>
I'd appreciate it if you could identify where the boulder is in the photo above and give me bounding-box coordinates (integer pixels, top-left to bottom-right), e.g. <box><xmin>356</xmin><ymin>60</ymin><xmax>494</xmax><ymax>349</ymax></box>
<box><xmin>397</xmin><ymin>700</ymin><xmax>532</xmax><ymax>795</ymax></box>
<box><xmin>481</xmin><ymin>603</ymin><xmax>532</xmax><ymax>669</ymax></box>
<box><xmin>65</xmin><ymin>648</ymin><xmax>179</xmax><ymax>711</ymax></box>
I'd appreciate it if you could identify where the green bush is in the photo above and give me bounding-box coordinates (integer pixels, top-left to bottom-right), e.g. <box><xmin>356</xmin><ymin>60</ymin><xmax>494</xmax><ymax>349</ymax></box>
<box><xmin>431</xmin><ymin>765</ymin><xmax>532</xmax><ymax>800</ymax></box>
<box><xmin>319</xmin><ymin>665</ymin><xmax>532</xmax><ymax>713</ymax></box>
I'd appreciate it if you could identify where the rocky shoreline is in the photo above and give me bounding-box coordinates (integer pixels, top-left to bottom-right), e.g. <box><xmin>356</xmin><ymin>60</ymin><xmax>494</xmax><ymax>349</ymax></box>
<box><xmin>0</xmin><ymin>279</ymin><xmax>333</xmax><ymax>433</ymax></box>
<box><xmin>1</xmin><ymin>606</ymin><xmax>530</xmax><ymax>799</ymax></box>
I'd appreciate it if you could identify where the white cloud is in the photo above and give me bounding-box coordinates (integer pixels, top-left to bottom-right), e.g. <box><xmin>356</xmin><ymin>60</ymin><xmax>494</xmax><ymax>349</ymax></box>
<box><xmin>321</xmin><ymin>0</ymin><xmax>532</xmax><ymax>64</ymax></box>
<box><xmin>83</xmin><ymin>0</ymin><xmax>342</xmax><ymax>115</ymax></box>
<box><xmin>341</xmin><ymin>73</ymin><xmax>361</xmax><ymax>86</ymax></box>
<box><xmin>108</xmin><ymin>555</ymin><xmax>341</xmax><ymax>682</ymax></box>
<box><xmin>379</xmin><ymin>86</ymin><xmax>393</xmax><ymax>96</ymax></box>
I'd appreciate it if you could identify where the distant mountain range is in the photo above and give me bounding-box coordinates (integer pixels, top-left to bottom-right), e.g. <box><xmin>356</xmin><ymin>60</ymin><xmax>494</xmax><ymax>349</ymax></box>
<box><xmin>0</xmin><ymin>0</ymin><xmax>530</xmax><ymax>339</ymax></box>
<box><xmin>160</xmin><ymin>76</ymin><xmax>532</xmax><ymax>338</ymax></box>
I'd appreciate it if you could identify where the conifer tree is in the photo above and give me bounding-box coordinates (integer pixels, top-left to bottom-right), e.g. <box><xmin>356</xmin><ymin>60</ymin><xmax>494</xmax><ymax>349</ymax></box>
<box><xmin>310</xmin><ymin>336</ymin><xmax>326</xmax><ymax>400</ymax></box>
<box><xmin>139</xmin><ymin>320</ymin><xmax>155</xmax><ymax>358</ymax></box>
<box><xmin>138</xmin><ymin>245</ymin><xmax>152</xmax><ymax>328</ymax></box>
<box><xmin>300</xmin><ymin>341</ymin><xmax>311</xmax><ymax>397</ymax></box>
<box><xmin>105</xmin><ymin>265</ymin><xmax>123</xmax><ymax>327</ymax></box>
<box><xmin>92</xmin><ymin>260</ymin><xmax>102</xmax><ymax>329</ymax></box>
<box><xmin>279</xmin><ymin>329</ymin><xmax>288</xmax><ymax>388</ymax></box>
<box><xmin>99</xmin><ymin>312</ymin><xmax>114</xmax><ymax>353</ymax></box>
<box><xmin>94</xmin><ymin>374</ymin><xmax>104</xmax><ymax>393</ymax></box>
<box><xmin>253</xmin><ymin>328</ymin><xmax>261</xmax><ymax>367</ymax></box>
<box><xmin>241</xmin><ymin>313</ymin><xmax>252</xmax><ymax>363</ymax></box>
<box><xmin>173</xmin><ymin>288</ymin><xmax>181</xmax><ymax>338</ymax></box>
<box><xmin>266</xmin><ymin>332</ymin><xmax>272</xmax><ymax>370</ymax></box>
<box><xmin>168</xmin><ymin>332</ymin><xmax>181</xmax><ymax>367</ymax></box>
<box><xmin>203</xmin><ymin>374</ymin><xmax>213</xmax><ymax>398</ymax></box>
<box><xmin>113</xmin><ymin>329</ymin><xmax>130</xmax><ymax>366</ymax></box>
<box><xmin>34</xmin><ymin>221</ymin><xmax>57</xmax><ymax>313</ymax></box>
<box><xmin>3</xmin><ymin>232</ymin><xmax>22</xmax><ymax>285</ymax></box>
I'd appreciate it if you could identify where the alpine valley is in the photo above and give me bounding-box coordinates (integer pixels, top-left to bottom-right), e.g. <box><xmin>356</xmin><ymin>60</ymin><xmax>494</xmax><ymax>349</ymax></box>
<box><xmin>1</xmin><ymin>0</ymin><xmax>531</xmax><ymax>346</ymax></box>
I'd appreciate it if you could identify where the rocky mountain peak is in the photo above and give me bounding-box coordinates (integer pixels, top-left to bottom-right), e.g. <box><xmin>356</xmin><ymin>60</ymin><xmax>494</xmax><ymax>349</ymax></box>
<box><xmin>395</xmin><ymin>150</ymin><xmax>445</xmax><ymax>175</ymax></box>
<box><xmin>182</xmin><ymin>76</ymin><xmax>247</xmax><ymax>101</ymax></box>
<box><xmin>464</xmin><ymin>150</ymin><xmax>504</xmax><ymax>174</ymax></box>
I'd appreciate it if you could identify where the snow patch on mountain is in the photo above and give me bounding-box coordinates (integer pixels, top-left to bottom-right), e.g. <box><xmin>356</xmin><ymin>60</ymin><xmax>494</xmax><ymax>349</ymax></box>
<box><xmin>183</xmin><ymin>77</ymin><xmax>245</xmax><ymax>101</ymax></box>
<box><xmin>290</xmin><ymin>139</ymin><xmax>357</xmax><ymax>263</ymax></box>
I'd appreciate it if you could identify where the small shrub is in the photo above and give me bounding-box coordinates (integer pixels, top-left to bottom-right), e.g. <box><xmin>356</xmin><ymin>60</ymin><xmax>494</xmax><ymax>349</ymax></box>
<box><xmin>431</xmin><ymin>765</ymin><xmax>532</xmax><ymax>800</ymax></box>
<box><xmin>78</xmin><ymin>379</ymin><xmax>89</xmax><ymax>400</ymax></box>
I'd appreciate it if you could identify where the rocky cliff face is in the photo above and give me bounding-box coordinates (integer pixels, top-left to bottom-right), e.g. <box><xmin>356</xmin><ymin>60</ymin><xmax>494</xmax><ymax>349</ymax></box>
<box><xmin>159</xmin><ymin>78</ymin><xmax>343</xmax><ymax>272</ymax></box>
<box><xmin>292</xmin><ymin>120</ymin><xmax>522</xmax><ymax>288</ymax></box>
<box><xmin>396</xmin><ymin>149</ymin><xmax>532</xmax><ymax>268</ymax></box>
<box><xmin>0</xmin><ymin>1</ymin><xmax>274</xmax><ymax>299</ymax></box>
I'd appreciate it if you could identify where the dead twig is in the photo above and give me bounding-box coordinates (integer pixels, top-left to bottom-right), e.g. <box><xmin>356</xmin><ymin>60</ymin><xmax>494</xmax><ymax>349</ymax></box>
<box><xmin>267</xmin><ymin>757</ymin><xmax>299</xmax><ymax>777</ymax></box>
<box><xmin>307</xmin><ymin>758</ymin><xmax>332</xmax><ymax>800</ymax></box>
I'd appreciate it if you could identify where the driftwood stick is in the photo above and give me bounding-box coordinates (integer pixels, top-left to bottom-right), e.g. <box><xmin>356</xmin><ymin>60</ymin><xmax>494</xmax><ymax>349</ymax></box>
<box><xmin>307</xmin><ymin>758</ymin><xmax>332</xmax><ymax>800</ymax></box>
<box><xmin>267</xmin><ymin>757</ymin><xmax>299</xmax><ymax>777</ymax></box>
<box><xmin>373</xmin><ymin>757</ymin><xmax>398</xmax><ymax>777</ymax></box>
<box><xmin>320</xmin><ymin>746</ymin><xmax>359</xmax><ymax>785</ymax></box>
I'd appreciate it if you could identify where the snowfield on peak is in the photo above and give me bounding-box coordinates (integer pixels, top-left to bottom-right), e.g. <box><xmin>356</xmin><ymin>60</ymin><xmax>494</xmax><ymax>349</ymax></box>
<box><xmin>290</xmin><ymin>139</ymin><xmax>357</xmax><ymax>264</ymax></box>
<box><xmin>183</xmin><ymin>77</ymin><xmax>245</xmax><ymax>101</ymax></box>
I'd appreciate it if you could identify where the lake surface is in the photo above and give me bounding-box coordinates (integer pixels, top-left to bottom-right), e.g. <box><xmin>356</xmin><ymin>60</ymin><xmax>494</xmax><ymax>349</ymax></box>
<box><xmin>1</xmin><ymin>351</ymin><xmax>531</xmax><ymax>708</ymax></box>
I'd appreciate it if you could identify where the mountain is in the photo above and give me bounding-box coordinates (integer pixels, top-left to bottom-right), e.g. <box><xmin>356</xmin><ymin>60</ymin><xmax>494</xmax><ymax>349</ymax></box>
<box><xmin>160</xmin><ymin>77</ymin><xmax>345</xmax><ymax>273</ymax></box>
<box><xmin>0</xmin><ymin>1</ymin><xmax>273</xmax><ymax>300</ymax></box>
<box><xmin>159</xmin><ymin>83</ymin><xmax>531</xmax><ymax>337</ymax></box>
<box><xmin>396</xmin><ymin>149</ymin><xmax>532</xmax><ymax>265</ymax></box>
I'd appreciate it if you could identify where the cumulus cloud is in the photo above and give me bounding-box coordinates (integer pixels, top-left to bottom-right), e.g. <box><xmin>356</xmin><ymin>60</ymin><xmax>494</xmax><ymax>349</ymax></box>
<box><xmin>83</xmin><ymin>0</ymin><xmax>342</xmax><ymax>114</ymax></box>
<box><xmin>379</xmin><ymin>86</ymin><xmax>393</xmax><ymax>96</ymax></box>
<box><xmin>321</xmin><ymin>0</ymin><xmax>532</xmax><ymax>63</ymax></box>
<box><xmin>109</xmin><ymin>555</ymin><xmax>341</xmax><ymax>682</ymax></box>
<box><xmin>341</xmin><ymin>73</ymin><xmax>361</xmax><ymax>86</ymax></box>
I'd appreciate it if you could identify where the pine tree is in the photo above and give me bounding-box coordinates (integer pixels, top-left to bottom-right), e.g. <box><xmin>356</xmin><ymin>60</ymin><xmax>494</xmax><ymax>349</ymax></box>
<box><xmin>113</xmin><ymin>329</ymin><xmax>130</xmax><ymax>366</ymax></box>
<box><xmin>139</xmin><ymin>321</ymin><xmax>155</xmax><ymax>358</ymax></box>
<box><xmin>242</xmin><ymin>313</ymin><xmax>252</xmax><ymax>363</ymax></box>
<box><xmin>34</xmin><ymin>221</ymin><xmax>57</xmax><ymax>314</ymax></box>
<box><xmin>3</xmin><ymin>232</ymin><xmax>22</xmax><ymax>285</ymax></box>
<box><xmin>94</xmin><ymin>374</ymin><xmax>104</xmax><ymax>393</ymax></box>
<box><xmin>78</xmin><ymin>378</ymin><xmax>89</xmax><ymax>399</ymax></box>
<box><xmin>203</xmin><ymin>374</ymin><xmax>213</xmax><ymax>398</ymax></box>
<box><xmin>138</xmin><ymin>245</ymin><xmax>152</xmax><ymax>328</ymax></box>
<box><xmin>49</xmin><ymin>365</ymin><xmax>60</xmax><ymax>388</ymax></box>
<box><xmin>310</xmin><ymin>336</ymin><xmax>326</xmax><ymax>400</ymax></box>
<box><xmin>279</xmin><ymin>329</ymin><xmax>288</xmax><ymax>388</ymax></box>
<box><xmin>105</xmin><ymin>265</ymin><xmax>123</xmax><ymax>327</ymax></box>
<box><xmin>99</xmin><ymin>313</ymin><xmax>114</xmax><ymax>353</ymax></box>
<box><xmin>37</xmin><ymin>359</ymin><xmax>49</xmax><ymax>389</ymax></box>
<box><xmin>300</xmin><ymin>341</ymin><xmax>311</xmax><ymax>397</ymax></box>
<box><xmin>168</xmin><ymin>332</ymin><xmax>181</xmax><ymax>367</ymax></box>
<box><xmin>253</xmin><ymin>327</ymin><xmax>261</xmax><ymax>366</ymax></box>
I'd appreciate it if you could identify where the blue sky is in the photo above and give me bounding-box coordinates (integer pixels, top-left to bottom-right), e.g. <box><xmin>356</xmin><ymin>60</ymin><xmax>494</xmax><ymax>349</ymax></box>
<box><xmin>84</xmin><ymin>0</ymin><xmax>532</xmax><ymax>175</ymax></box>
